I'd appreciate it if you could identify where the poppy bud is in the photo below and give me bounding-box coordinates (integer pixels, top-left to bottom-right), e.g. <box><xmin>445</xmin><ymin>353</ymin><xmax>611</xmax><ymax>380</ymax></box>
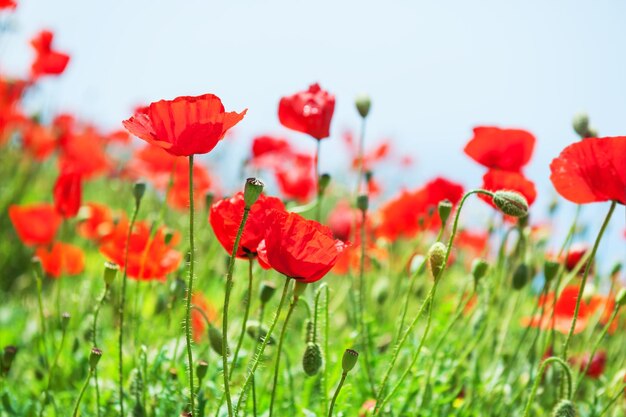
<box><xmin>1</xmin><ymin>346</ymin><xmax>17</xmax><ymax>375</ymax></box>
<box><xmin>319</xmin><ymin>173</ymin><xmax>331</xmax><ymax>194</ymax></box>
<box><xmin>89</xmin><ymin>347</ymin><xmax>102</xmax><ymax>370</ymax></box>
<box><xmin>204</xmin><ymin>192</ymin><xmax>214</xmax><ymax>209</ymax></box>
<box><xmin>438</xmin><ymin>199</ymin><xmax>453</xmax><ymax>226</ymax></box>
<box><xmin>293</xmin><ymin>281</ymin><xmax>307</xmax><ymax>300</ymax></box>
<box><xmin>512</xmin><ymin>263</ymin><xmax>530</xmax><ymax>290</ymax></box>
<box><xmin>616</xmin><ymin>288</ymin><xmax>626</xmax><ymax>308</ymax></box>
<box><xmin>356</xmin><ymin>194</ymin><xmax>369</xmax><ymax>212</ymax></box>
<box><xmin>133</xmin><ymin>182</ymin><xmax>146</xmax><ymax>205</ymax></box>
<box><xmin>492</xmin><ymin>190</ymin><xmax>529</xmax><ymax>218</ymax></box>
<box><xmin>61</xmin><ymin>312</ymin><xmax>71</xmax><ymax>331</ymax></box>
<box><xmin>544</xmin><ymin>260</ymin><xmax>560</xmax><ymax>282</ymax></box>
<box><xmin>471</xmin><ymin>259</ymin><xmax>489</xmax><ymax>284</ymax></box>
<box><xmin>355</xmin><ymin>93</ymin><xmax>371</xmax><ymax>118</ymax></box>
<box><xmin>427</xmin><ymin>242</ymin><xmax>447</xmax><ymax>280</ymax></box>
<box><xmin>572</xmin><ymin>113</ymin><xmax>590</xmax><ymax>138</ymax></box>
<box><xmin>246</xmin><ymin>322</ymin><xmax>276</xmax><ymax>345</ymax></box>
<box><xmin>302</xmin><ymin>342</ymin><xmax>323</xmax><ymax>376</ymax></box>
<box><xmin>244</xmin><ymin>178</ymin><xmax>264</xmax><ymax>208</ymax></box>
<box><xmin>342</xmin><ymin>349</ymin><xmax>359</xmax><ymax>373</ymax></box>
<box><xmin>259</xmin><ymin>281</ymin><xmax>276</xmax><ymax>304</ymax></box>
<box><xmin>164</xmin><ymin>229</ymin><xmax>174</xmax><ymax>245</ymax></box>
<box><xmin>196</xmin><ymin>360</ymin><xmax>208</xmax><ymax>381</ymax></box>
<box><xmin>103</xmin><ymin>261</ymin><xmax>118</xmax><ymax>286</ymax></box>
<box><xmin>208</xmin><ymin>325</ymin><xmax>226</xmax><ymax>356</ymax></box>
<box><xmin>551</xmin><ymin>399</ymin><xmax>576</xmax><ymax>417</ymax></box>
<box><xmin>610</xmin><ymin>262</ymin><xmax>622</xmax><ymax>277</ymax></box>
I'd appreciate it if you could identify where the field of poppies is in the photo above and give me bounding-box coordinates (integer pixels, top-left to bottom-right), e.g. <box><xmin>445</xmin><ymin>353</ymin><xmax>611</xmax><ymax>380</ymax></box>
<box><xmin>1</xmin><ymin>3</ymin><xmax>625</xmax><ymax>417</ymax></box>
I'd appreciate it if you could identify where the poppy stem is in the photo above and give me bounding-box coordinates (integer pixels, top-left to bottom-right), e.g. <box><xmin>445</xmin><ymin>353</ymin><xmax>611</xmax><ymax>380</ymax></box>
<box><xmin>522</xmin><ymin>356</ymin><xmax>573</xmax><ymax>417</ymax></box>
<box><xmin>71</xmin><ymin>368</ymin><xmax>93</xmax><ymax>417</ymax></box>
<box><xmin>234</xmin><ymin>279</ymin><xmax>291</xmax><ymax>415</ymax></box>
<box><xmin>33</xmin><ymin>261</ymin><xmax>49</xmax><ymax>369</ymax></box>
<box><xmin>315</xmin><ymin>140</ymin><xmax>322</xmax><ymax>222</ymax></box>
<box><xmin>92</xmin><ymin>283</ymin><xmax>109</xmax><ymax>417</ymax></box>
<box><xmin>561</xmin><ymin>201</ymin><xmax>616</xmax><ymax>361</ymax></box>
<box><xmin>268</xmin><ymin>289</ymin><xmax>301</xmax><ymax>416</ymax></box>
<box><xmin>229</xmin><ymin>257</ymin><xmax>255</xmax><ymax>378</ymax></box>
<box><xmin>118</xmin><ymin>187</ymin><xmax>142</xmax><ymax>417</ymax></box>
<box><xmin>327</xmin><ymin>372</ymin><xmax>348</xmax><ymax>417</ymax></box>
<box><xmin>40</xmin><ymin>314</ymin><xmax>69</xmax><ymax>417</ymax></box>
<box><xmin>314</xmin><ymin>284</ymin><xmax>330</xmax><ymax>413</ymax></box>
<box><xmin>222</xmin><ymin>205</ymin><xmax>251</xmax><ymax>417</ymax></box>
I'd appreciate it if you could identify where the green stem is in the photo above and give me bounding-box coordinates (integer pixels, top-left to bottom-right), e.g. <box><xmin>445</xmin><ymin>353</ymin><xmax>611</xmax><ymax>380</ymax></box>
<box><xmin>184</xmin><ymin>155</ymin><xmax>197</xmax><ymax>414</ymax></box>
<box><xmin>235</xmin><ymin>279</ymin><xmax>291</xmax><ymax>415</ymax></box>
<box><xmin>315</xmin><ymin>140</ymin><xmax>322</xmax><ymax>222</ymax></box>
<box><xmin>72</xmin><ymin>369</ymin><xmax>93</xmax><ymax>417</ymax></box>
<box><xmin>597</xmin><ymin>385</ymin><xmax>626</xmax><ymax>417</ymax></box>
<box><xmin>561</xmin><ymin>201</ymin><xmax>616</xmax><ymax>360</ymax></box>
<box><xmin>92</xmin><ymin>285</ymin><xmax>108</xmax><ymax>417</ymax></box>
<box><xmin>118</xmin><ymin>189</ymin><xmax>142</xmax><ymax>416</ymax></box>
<box><xmin>395</xmin><ymin>258</ymin><xmax>426</xmax><ymax>343</ymax></box>
<box><xmin>522</xmin><ymin>356</ymin><xmax>573</xmax><ymax>417</ymax></box>
<box><xmin>327</xmin><ymin>372</ymin><xmax>347</xmax><ymax>417</ymax></box>
<box><xmin>355</xmin><ymin>116</ymin><xmax>366</xmax><ymax>195</ymax></box>
<box><xmin>315</xmin><ymin>284</ymin><xmax>330</xmax><ymax>414</ymax></box>
<box><xmin>40</xmin><ymin>319</ymin><xmax>69</xmax><ymax>416</ymax></box>
<box><xmin>268</xmin><ymin>292</ymin><xmax>300</xmax><ymax>416</ymax></box>
<box><xmin>229</xmin><ymin>257</ymin><xmax>255</xmax><ymax>378</ymax></box>
<box><xmin>34</xmin><ymin>264</ymin><xmax>49</xmax><ymax>369</ymax></box>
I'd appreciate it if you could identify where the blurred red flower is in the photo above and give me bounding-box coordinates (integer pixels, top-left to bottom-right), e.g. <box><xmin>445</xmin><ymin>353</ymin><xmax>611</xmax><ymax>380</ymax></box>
<box><xmin>570</xmin><ymin>351</ymin><xmax>607</xmax><ymax>379</ymax></box>
<box><xmin>455</xmin><ymin>229</ymin><xmax>489</xmax><ymax>256</ymax></box>
<box><xmin>35</xmin><ymin>242</ymin><xmax>85</xmax><ymax>278</ymax></box>
<box><xmin>550</xmin><ymin>137</ymin><xmax>626</xmax><ymax>205</ymax></box>
<box><xmin>250</xmin><ymin>135</ymin><xmax>292</xmax><ymax>169</ymax></box>
<box><xmin>168</xmin><ymin>161</ymin><xmax>213</xmax><ymax>210</ymax></box>
<box><xmin>0</xmin><ymin>0</ymin><xmax>17</xmax><ymax>10</ymax></box>
<box><xmin>9</xmin><ymin>203</ymin><xmax>61</xmax><ymax>246</ymax></box>
<box><xmin>274</xmin><ymin>152</ymin><xmax>316</xmax><ymax>202</ymax></box>
<box><xmin>30</xmin><ymin>30</ymin><xmax>70</xmax><ymax>78</ymax></box>
<box><xmin>58</xmin><ymin>127</ymin><xmax>112</xmax><ymax>178</ymax></box>
<box><xmin>53</xmin><ymin>168</ymin><xmax>82</xmax><ymax>218</ymax></box>
<box><xmin>210</xmin><ymin>192</ymin><xmax>285</xmax><ymax>259</ymax></box>
<box><xmin>278</xmin><ymin>83</ymin><xmax>335</xmax><ymax>140</ymax></box>
<box><xmin>0</xmin><ymin>77</ymin><xmax>27</xmax><ymax>142</ymax></box>
<box><xmin>479</xmin><ymin>169</ymin><xmax>537</xmax><ymax>211</ymax></box>
<box><xmin>99</xmin><ymin>219</ymin><xmax>182</xmax><ymax>281</ymax></box>
<box><xmin>257</xmin><ymin>210</ymin><xmax>346</xmax><ymax>283</ymax></box>
<box><xmin>123</xmin><ymin>94</ymin><xmax>247</xmax><ymax>156</ymax></box>
<box><xmin>563</xmin><ymin>243</ymin><xmax>592</xmax><ymax>273</ymax></box>
<box><xmin>191</xmin><ymin>293</ymin><xmax>218</xmax><ymax>342</ymax></box>
<box><xmin>464</xmin><ymin>126</ymin><xmax>535</xmax><ymax>172</ymax></box>
<box><xmin>20</xmin><ymin>121</ymin><xmax>57</xmax><ymax>160</ymax></box>
<box><xmin>76</xmin><ymin>202</ymin><xmax>117</xmax><ymax>242</ymax></box>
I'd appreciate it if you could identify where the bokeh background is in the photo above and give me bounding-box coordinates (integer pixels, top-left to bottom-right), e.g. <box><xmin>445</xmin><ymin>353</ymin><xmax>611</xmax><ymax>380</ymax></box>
<box><xmin>2</xmin><ymin>0</ymin><xmax>624</xmax><ymax>266</ymax></box>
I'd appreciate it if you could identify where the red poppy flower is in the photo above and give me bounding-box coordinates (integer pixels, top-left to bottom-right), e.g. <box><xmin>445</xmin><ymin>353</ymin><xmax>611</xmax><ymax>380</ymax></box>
<box><xmin>0</xmin><ymin>0</ymin><xmax>17</xmax><ymax>10</ymax></box>
<box><xmin>464</xmin><ymin>127</ymin><xmax>535</xmax><ymax>172</ymax></box>
<box><xmin>58</xmin><ymin>127</ymin><xmax>112</xmax><ymax>178</ymax></box>
<box><xmin>35</xmin><ymin>242</ymin><xmax>85</xmax><ymax>278</ymax></box>
<box><xmin>249</xmin><ymin>135</ymin><xmax>292</xmax><ymax>170</ymax></box>
<box><xmin>278</xmin><ymin>83</ymin><xmax>335</xmax><ymax>140</ymax></box>
<box><xmin>30</xmin><ymin>30</ymin><xmax>70</xmax><ymax>78</ymax></box>
<box><xmin>332</xmin><ymin>243</ymin><xmax>387</xmax><ymax>276</ymax></box>
<box><xmin>191</xmin><ymin>293</ymin><xmax>218</xmax><ymax>342</ymax></box>
<box><xmin>550</xmin><ymin>137</ymin><xmax>626</xmax><ymax>205</ymax></box>
<box><xmin>563</xmin><ymin>243</ymin><xmax>592</xmax><ymax>273</ymax></box>
<box><xmin>479</xmin><ymin>169</ymin><xmax>537</xmax><ymax>210</ymax></box>
<box><xmin>123</xmin><ymin>94</ymin><xmax>247</xmax><ymax>156</ymax></box>
<box><xmin>76</xmin><ymin>202</ymin><xmax>117</xmax><ymax>241</ymax></box>
<box><xmin>257</xmin><ymin>210</ymin><xmax>346</xmax><ymax>283</ymax></box>
<box><xmin>126</xmin><ymin>144</ymin><xmax>178</xmax><ymax>183</ymax></box>
<box><xmin>274</xmin><ymin>152</ymin><xmax>316</xmax><ymax>202</ymax></box>
<box><xmin>571</xmin><ymin>351</ymin><xmax>607</xmax><ymax>379</ymax></box>
<box><xmin>9</xmin><ymin>203</ymin><xmax>61</xmax><ymax>246</ymax></box>
<box><xmin>99</xmin><ymin>219</ymin><xmax>182</xmax><ymax>281</ymax></box>
<box><xmin>167</xmin><ymin>161</ymin><xmax>213</xmax><ymax>210</ymax></box>
<box><xmin>327</xmin><ymin>200</ymin><xmax>369</xmax><ymax>244</ymax></box>
<box><xmin>53</xmin><ymin>168</ymin><xmax>82</xmax><ymax>218</ymax></box>
<box><xmin>455</xmin><ymin>229</ymin><xmax>489</xmax><ymax>256</ymax></box>
<box><xmin>210</xmin><ymin>192</ymin><xmax>285</xmax><ymax>258</ymax></box>
<box><xmin>19</xmin><ymin>121</ymin><xmax>57</xmax><ymax>160</ymax></box>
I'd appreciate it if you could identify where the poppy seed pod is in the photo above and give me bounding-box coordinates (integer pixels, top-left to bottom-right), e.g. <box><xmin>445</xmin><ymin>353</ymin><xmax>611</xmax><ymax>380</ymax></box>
<box><xmin>572</xmin><ymin>112</ymin><xmax>590</xmax><ymax>138</ymax></box>
<box><xmin>544</xmin><ymin>260</ymin><xmax>560</xmax><ymax>282</ymax></box>
<box><xmin>616</xmin><ymin>288</ymin><xmax>626</xmax><ymax>308</ymax></box>
<box><xmin>259</xmin><ymin>281</ymin><xmax>276</xmax><ymax>304</ymax></box>
<box><xmin>246</xmin><ymin>321</ymin><xmax>276</xmax><ymax>345</ymax></box>
<box><xmin>89</xmin><ymin>347</ymin><xmax>102</xmax><ymax>370</ymax></box>
<box><xmin>133</xmin><ymin>182</ymin><xmax>146</xmax><ymax>204</ymax></box>
<box><xmin>471</xmin><ymin>258</ymin><xmax>489</xmax><ymax>283</ymax></box>
<box><xmin>356</xmin><ymin>194</ymin><xmax>369</xmax><ymax>212</ymax></box>
<box><xmin>438</xmin><ymin>199</ymin><xmax>453</xmax><ymax>225</ymax></box>
<box><xmin>243</xmin><ymin>177</ymin><xmax>264</xmax><ymax>208</ymax></box>
<box><xmin>512</xmin><ymin>263</ymin><xmax>530</xmax><ymax>290</ymax></box>
<box><xmin>551</xmin><ymin>399</ymin><xmax>577</xmax><ymax>417</ymax></box>
<box><xmin>427</xmin><ymin>242</ymin><xmax>447</xmax><ymax>280</ymax></box>
<box><xmin>492</xmin><ymin>190</ymin><xmax>529</xmax><ymax>218</ymax></box>
<box><xmin>302</xmin><ymin>342</ymin><xmax>323</xmax><ymax>376</ymax></box>
<box><xmin>355</xmin><ymin>93</ymin><xmax>371</xmax><ymax>118</ymax></box>
<box><xmin>196</xmin><ymin>360</ymin><xmax>209</xmax><ymax>381</ymax></box>
<box><xmin>103</xmin><ymin>261</ymin><xmax>119</xmax><ymax>286</ymax></box>
<box><xmin>342</xmin><ymin>349</ymin><xmax>359</xmax><ymax>373</ymax></box>
<box><xmin>208</xmin><ymin>325</ymin><xmax>226</xmax><ymax>356</ymax></box>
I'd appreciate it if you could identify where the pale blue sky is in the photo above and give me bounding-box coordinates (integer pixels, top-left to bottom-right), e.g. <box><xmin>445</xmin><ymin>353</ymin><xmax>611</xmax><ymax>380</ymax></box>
<box><xmin>2</xmin><ymin>1</ymin><xmax>624</xmax><ymax>264</ymax></box>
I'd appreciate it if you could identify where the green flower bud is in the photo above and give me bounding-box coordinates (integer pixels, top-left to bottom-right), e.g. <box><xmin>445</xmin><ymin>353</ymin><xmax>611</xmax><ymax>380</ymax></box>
<box><xmin>302</xmin><ymin>342</ymin><xmax>323</xmax><ymax>376</ymax></box>
<box><xmin>246</xmin><ymin>321</ymin><xmax>276</xmax><ymax>345</ymax></box>
<box><xmin>244</xmin><ymin>178</ymin><xmax>264</xmax><ymax>208</ymax></box>
<box><xmin>512</xmin><ymin>263</ymin><xmax>530</xmax><ymax>290</ymax></box>
<box><xmin>89</xmin><ymin>347</ymin><xmax>102</xmax><ymax>370</ymax></box>
<box><xmin>259</xmin><ymin>281</ymin><xmax>276</xmax><ymax>304</ymax></box>
<box><xmin>438</xmin><ymin>199</ymin><xmax>452</xmax><ymax>226</ymax></box>
<box><xmin>196</xmin><ymin>360</ymin><xmax>209</xmax><ymax>381</ymax></box>
<box><xmin>133</xmin><ymin>181</ymin><xmax>146</xmax><ymax>205</ymax></box>
<box><xmin>610</xmin><ymin>262</ymin><xmax>622</xmax><ymax>277</ymax></box>
<box><xmin>355</xmin><ymin>93</ymin><xmax>372</xmax><ymax>118</ymax></box>
<box><xmin>103</xmin><ymin>261</ymin><xmax>119</xmax><ymax>286</ymax></box>
<box><xmin>356</xmin><ymin>194</ymin><xmax>369</xmax><ymax>212</ymax></box>
<box><xmin>61</xmin><ymin>312</ymin><xmax>71</xmax><ymax>331</ymax></box>
<box><xmin>342</xmin><ymin>349</ymin><xmax>359</xmax><ymax>373</ymax></box>
<box><xmin>616</xmin><ymin>288</ymin><xmax>626</xmax><ymax>308</ymax></box>
<box><xmin>208</xmin><ymin>325</ymin><xmax>227</xmax><ymax>356</ymax></box>
<box><xmin>572</xmin><ymin>112</ymin><xmax>590</xmax><ymax>138</ymax></box>
<box><xmin>204</xmin><ymin>192</ymin><xmax>215</xmax><ymax>209</ymax></box>
<box><xmin>471</xmin><ymin>258</ymin><xmax>489</xmax><ymax>283</ymax></box>
<box><xmin>492</xmin><ymin>190</ymin><xmax>529</xmax><ymax>218</ymax></box>
<box><xmin>552</xmin><ymin>399</ymin><xmax>576</xmax><ymax>417</ymax></box>
<box><xmin>427</xmin><ymin>242</ymin><xmax>447</xmax><ymax>280</ymax></box>
<box><xmin>544</xmin><ymin>260</ymin><xmax>560</xmax><ymax>282</ymax></box>
<box><xmin>319</xmin><ymin>173</ymin><xmax>331</xmax><ymax>194</ymax></box>
<box><xmin>164</xmin><ymin>229</ymin><xmax>174</xmax><ymax>245</ymax></box>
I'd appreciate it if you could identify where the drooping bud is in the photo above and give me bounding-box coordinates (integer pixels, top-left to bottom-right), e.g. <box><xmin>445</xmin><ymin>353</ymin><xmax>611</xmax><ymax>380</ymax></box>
<box><xmin>616</xmin><ymin>288</ymin><xmax>626</xmax><ymax>308</ymax></box>
<box><xmin>196</xmin><ymin>360</ymin><xmax>209</xmax><ymax>381</ymax></box>
<box><xmin>1</xmin><ymin>346</ymin><xmax>17</xmax><ymax>375</ymax></box>
<box><xmin>551</xmin><ymin>399</ymin><xmax>576</xmax><ymax>417</ymax></box>
<box><xmin>356</xmin><ymin>194</ymin><xmax>369</xmax><ymax>212</ymax></box>
<box><xmin>246</xmin><ymin>321</ymin><xmax>276</xmax><ymax>345</ymax></box>
<box><xmin>164</xmin><ymin>229</ymin><xmax>175</xmax><ymax>245</ymax></box>
<box><xmin>492</xmin><ymin>191</ymin><xmax>529</xmax><ymax>218</ymax></box>
<box><xmin>427</xmin><ymin>242</ymin><xmax>447</xmax><ymax>280</ymax></box>
<box><xmin>572</xmin><ymin>112</ymin><xmax>590</xmax><ymax>138</ymax></box>
<box><xmin>89</xmin><ymin>347</ymin><xmax>102</xmax><ymax>370</ymax></box>
<box><xmin>243</xmin><ymin>178</ymin><xmax>264</xmax><ymax>208</ymax></box>
<box><xmin>342</xmin><ymin>349</ymin><xmax>359</xmax><ymax>373</ymax></box>
<box><xmin>259</xmin><ymin>281</ymin><xmax>276</xmax><ymax>304</ymax></box>
<box><xmin>544</xmin><ymin>260</ymin><xmax>560</xmax><ymax>282</ymax></box>
<box><xmin>355</xmin><ymin>93</ymin><xmax>371</xmax><ymax>118</ymax></box>
<box><xmin>302</xmin><ymin>342</ymin><xmax>323</xmax><ymax>376</ymax></box>
<box><xmin>512</xmin><ymin>263</ymin><xmax>530</xmax><ymax>290</ymax></box>
<box><xmin>471</xmin><ymin>259</ymin><xmax>489</xmax><ymax>284</ymax></box>
<box><xmin>293</xmin><ymin>281</ymin><xmax>307</xmax><ymax>300</ymax></box>
<box><xmin>61</xmin><ymin>312</ymin><xmax>71</xmax><ymax>331</ymax></box>
<box><xmin>133</xmin><ymin>181</ymin><xmax>146</xmax><ymax>205</ymax></box>
<box><xmin>438</xmin><ymin>199</ymin><xmax>452</xmax><ymax>226</ymax></box>
<box><xmin>208</xmin><ymin>325</ymin><xmax>226</xmax><ymax>356</ymax></box>
<box><xmin>319</xmin><ymin>173</ymin><xmax>331</xmax><ymax>194</ymax></box>
<box><xmin>103</xmin><ymin>261</ymin><xmax>119</xmax><ymax>286</ymax></box>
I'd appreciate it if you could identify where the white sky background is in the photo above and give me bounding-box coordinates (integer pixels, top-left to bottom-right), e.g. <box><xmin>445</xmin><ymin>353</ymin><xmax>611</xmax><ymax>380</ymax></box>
<box><xmin>1</xmin><ymin>0</ymin><xmax>625</xmax><ymax>267</ymax></box>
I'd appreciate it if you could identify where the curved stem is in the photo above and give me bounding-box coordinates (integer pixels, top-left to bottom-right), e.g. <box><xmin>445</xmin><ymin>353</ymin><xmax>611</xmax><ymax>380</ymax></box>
<box><xmin>235</xmin><ymin>279</ymin><xmax>291</xmax><ymax>415</ymax></box>
<box><xmin>561</xmin><ymin>201</ymin><xmax>616</xmax><ymax>360</ymax></box>
<box><xmin>522</xmin><ymin>356</ymin><xmax>573</xmax><ymax>417</ymax></box>
<box><xmin>268</xmin><ymin>293</ymin><xmax>300</xmax><ymax>416</ymax></box>
<box><xmin>184</xmin><ymin>155</ymin><xmax>197</xmax><ymax>414</ymax></box>
<box><xmin>230</xmin><ymin>257</ymin><xmax>255</xmax><ymax>378</ymax></box>
<box><xmin>40</xmin><ymin>320</ymin><xmax>68</xmax><ymax>416</ymax></box>
<box><xmin>72</xmin><ymin>369</ymin><xmax>93</xmax><ymax>417</ymax></box>
<box><xmin>327</xmin><ymin>372</ymin><xmax>347</xmax><ymax>417</ymax></box>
